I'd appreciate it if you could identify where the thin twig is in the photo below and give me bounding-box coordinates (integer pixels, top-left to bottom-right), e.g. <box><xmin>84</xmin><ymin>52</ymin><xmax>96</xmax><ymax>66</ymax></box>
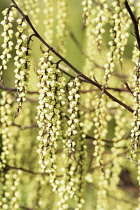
<box><xmin>86</xmin><ymin>133</ymin><xmax>130</xmax><ymax>143</ymax></box>
<box><xmin>120</xmin><ymin>153</ymin><xmax>140</xmax><ymax>166</ymax></box>
<box><xmin>125</xmin><ymin>0</ymin><xmax>140</xmax><ymax>50</ymax></box>
<box><xmin>1</xmin><ymin>85</ymin><xmax>132</xmax><ymax>95</ymax></box>
<box><xmin>122</xmin><ymin>80</ymin><xmax>134</xmax><ymax>95</ymax></box>
<box><xmin>0</xmin><ymin>86</ymin><xmax>38</xmax><ymax>94</ymax></box>
<box><xmin>20</xmin><ymin>206</ymin><xmax>33</xmax><ymax>210</ymax></box>
<box><xmin>80</xmin><ymin>87</ymin><xmax>133</xmax><ymax>93</ymax></box>
<box><xmin>2</xmin><ymin>163</ymin><xmax>62</xmax><ymax>177</ymax></box>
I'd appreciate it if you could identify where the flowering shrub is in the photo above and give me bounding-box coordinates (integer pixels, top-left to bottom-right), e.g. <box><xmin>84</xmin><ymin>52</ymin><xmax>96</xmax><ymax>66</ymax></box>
<box><xmin>0</xmin><ymin>0</ymin><xmax>140</xmax><ymax>209</ymax></box>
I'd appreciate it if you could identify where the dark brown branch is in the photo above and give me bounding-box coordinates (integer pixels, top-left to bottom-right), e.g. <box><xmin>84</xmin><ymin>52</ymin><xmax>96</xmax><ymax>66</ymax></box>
<box><xmin>125</xmin><ymin>0</ymin><xmax>140</xmax><ymax>50</ymax></box>
<box><xmin>59</xmin><ymin>68</ymin><xmax>87</xmax><ymax>83</ymax></box>
<box><xmin>86</xmin><ymin>133</ymin><xmax>130</xmax><ymax>144</ymax></box>
<box><xmin>0</xmin><ymin>85</ymin><xmax>133</xmax><ymax>95</ymax></box>
<box><xmin>80</xmin><ymin>87</ymin><xmax>133</xmax><ymax>93</ymax></box>
<box><xmin>2</xmin><ymin>164</ymin><xmax>46</xmax><ymax>175</ymax></box>
<box><xmin>0</xmin><ymin>86</ymin><xmax>38</xmax><ymax>94</ymax></box>
<box><xmin>2</xmin><ymin>163</ymin><xmax>62</xmax><ymax>177</ymax></box>
<box><xmin>122</xmin><ymin>80</ymin><xmax>134</xmax><ymax>95</ymax></box>
<box><xmin>10</xmin><ymin>0</ymin><xmax>133</xmax><ymax>113</ymax></box>
<box><xmin>20</xmin><ymin>206</ymin><xmax>33</xmax><ymax>210</ymax></box>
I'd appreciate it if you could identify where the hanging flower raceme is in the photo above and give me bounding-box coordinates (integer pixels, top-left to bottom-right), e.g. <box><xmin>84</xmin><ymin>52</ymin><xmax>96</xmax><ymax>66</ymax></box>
<box><xmin>43</xmin><ymin>0</ymin><xmax>54</xmax><ymax>45</ymax></box>
<box><xmin>67</xmin><ymin>77</ymin><xmax>81</xmax><ymax>157</ymax></box>
<box><xmin>27</xmin><ymin>0</ymin><xmax>40</xmax><ymax>25</ymax></box>
<box><xmin>0</xmin><ymin>92</ymin><xmax>12</xmax><ymax>209</ymax></box>
<box><xmin>36</xmin><ymin>51</ymin><xmax>66</xmax><ymax>191</ymax></box>
<box><xmin>66</xmin><ymin>78</ymin><xmax>84</xmax><ymax>196</ymax></box>
<box><xmin>110</xmin><ymin>0</ymin><xmax>130</xmax><ymax>67</ymax></box>
<box><xmin>131</xmin><ymin>57</ymin><xmax>140</xmax><ymax>151</ymax></box>
<box><xmin>14</xmin><ymin>18</ymin><xmax>32</xmax><ymax>117</ymax></box>
<box><xmin>137</xmin><ymin>160</ymin><xmax>140</xmax><ymax>210</ymax></box>
<box><xmin>56</xmin><ymin>0</ymin><xmax>67</xmax><ymax>56</ymax></box>
<box><xmin>0</xmin><ymin>92</ymin><xmax>13</xmax><ymax>170</ymax></box>
<box><xmin>104</xmin><ymin>0</ymin><xmax>130</xmax><ymax>85</ymax></box>
<box><xmin>73</xmin><ymin>113</ymin><xmax>87</xmax><ymax>210</ymax></box>
<box><xmin>82</xmin><ymin>0</ymin><xmax>92</xmax><ymax>27</ymax></box>
<box><xmin>0</xmin><ymin>7</ymin><xmax>14</xmax><ymax>84</ymax></box>
<box><xmin>57</xmin><ymin>77</ymin><xmax>86</xmax><ymax>210</ymax></box>
<box><xmin>93</xmin><ymin>96</ymin><xmax>108</xmax><ymax>210</ymax></box>
<box><xmin>94</xmin><ymin>0</ymin><xmax>109</xmax><ymax>52</ymax></box>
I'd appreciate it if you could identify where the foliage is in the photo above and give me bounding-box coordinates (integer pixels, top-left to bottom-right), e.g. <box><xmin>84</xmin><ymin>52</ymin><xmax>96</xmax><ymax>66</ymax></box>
<box><xmin>0</xmin><ymin>0</ymin><xmax>140</xmax><ymax>209</ymax></box>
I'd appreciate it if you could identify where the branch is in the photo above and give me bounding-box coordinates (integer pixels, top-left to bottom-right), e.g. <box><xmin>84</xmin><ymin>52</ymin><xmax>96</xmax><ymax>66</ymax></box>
<box><xmin>86</xmin><ymin>133</ymin><xmax>130</xmax><ymax>144</ymax></box>
<box><xmin>80</xmin><ymin>87</ymin><xmax>133</xmax><ymax>93</ymax></box>
<box><xmin>125</xmin><ymin>0</ymin><xmax>140</xmax><ymax>50</ymax></box>
<box><xmin>0</xmin><ymin>85</ymin><xmax>133</xmax><ymax>95</ymax></box>
<box><xmin>122</xmin><ymin>80</ymin><xmax>134</xmax><ymax>95</ymax></box>
<box><xmin>120</xmin><ymin>153</ymin><xmax>140</xmax><ymax>165</ymax></box>
<box><xmin>10</xmin><ymin>0</ymin><xmax>133</xmax><ymax>113</ymax></box>
<box><xmin>2</xmin><ymin>163</ymin><xmax>62</xmax><ymax>177</ymax></box>
<box><xmin>2</xmin><ymin>164</ymin><xmax>47</xmax><ymax>175</ymax></box>
<box><xmin>20</xmin><ymin>206</ymin><xmax>33</xmax><ymax>210</ymax></box>
<box><xmin>0</xmin><ymin>86</ymin><xmax>38</xmax><ymax>94</ymax></box>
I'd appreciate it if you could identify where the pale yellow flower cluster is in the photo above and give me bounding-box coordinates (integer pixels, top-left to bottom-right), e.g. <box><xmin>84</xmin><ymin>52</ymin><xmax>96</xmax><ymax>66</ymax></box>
<box><xmin>104</xmin><ymin>0</ymin><xmax>130</xmax><ymax>84</ymax></box>
<box><xmin>56</xmin><ymin>0</ymin><xmax>67</xmax><ymax>56</ymax></box>
<box><xmin>36</xmin><ymin>51</ymin><xmax>66</xmax><ymax>192</ymax></box>
<box><xmin>43</xmin><ymin>0</ymin><xmax>54</xmax><ymax>45</ymax></box>
<box><xmin>0</xmin><ymin>8</ymin><xmax>14</xmax><ymax>82</ymax></box>
<box><xmin>14</xmin><ymin>18</ymin><xmax>32</xmax><ymax>117</ymax></box>
<box><xmin>131</xmin><ymin>60</ymin><xmax>140</xmax><ymax>151</ymax></box>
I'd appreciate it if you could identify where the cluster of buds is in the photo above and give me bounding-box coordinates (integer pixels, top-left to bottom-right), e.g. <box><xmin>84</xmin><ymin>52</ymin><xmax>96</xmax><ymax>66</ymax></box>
<box><xmin>93</xmin><ymin>96</ymin><xmax>108</xmax><ymax>210</ymax></box>
<box><xmin>67</xmin><ymin>77</ymin><xmax>81</xmax><ymax>157</ymax></box>
<box><xmin>131</xmin><ymin>59</ymin><xmax>140</xmax><ymax>151</ymax></box>
<box><xmin>56</xmin><ymin>0</ymin><xmax>67</xmax><ymax>56</ymax></box>
<box><xmin>0</xmin><ymin>92</ymin><xmax>13</xmax><ymax>209</ymax></box>
<box><xmin>0</xmin><ymin>92</ymin><xmax>12</xmax><ymax>169</ymax></box>
<box><xmin>104</xmin><ymin>0</ymin><xmax>130</xmax><ymax>85</ymax></box>
<box><xmin>58</xmin><ymin>79</ymin><xmax>86</xmax><ymax>210</ymax></box>
<box><xmin>74</xmin><ymin>115</ymin><xmax>86</xmax><ymax>210</ymax></box>
<box><xmin>43</xmin><ymin>0</ymin><xmax>54</xmax><ymax>45</ymax></box>
<box><xmin>0</xmin><ymin>8</ymin><xmax>14</xmax><ymax>83</ymax></box>
<box><xmin>93</xmin><ymin>96</ymin><xmax>107</xmax><ymax>165</ymax></box>
<box><xmin>14</xmin><ymin>18</ymin><xmax>32</xmax><ymax>117</ymax></box>
<box><xmin>94</xmin><ymin>0</ymin><xmax>108</xmax><ymax>51</ymax></box>
<box><xmin>36</xmin><ymin>51</ymin><xmax>66</xmax><ymax>191</ymax></box>
<box><xmin>82</xmin><ymin>0</ymin><xmax>92</xmax><ymax>27</ymax></box>
<box><xmin>64</xmin><ymin>77</ymin><xmax>82</xmax><ymax>199</ymax></box>
<box><xmin>82</xmin><ymin>6</ymin><xmax>96</xmax><ymax>77</ymax></box>
<box><xmin>110</xmin><ymin>0</ymin><xmax>130</xmax><ymax>68</ymax></box>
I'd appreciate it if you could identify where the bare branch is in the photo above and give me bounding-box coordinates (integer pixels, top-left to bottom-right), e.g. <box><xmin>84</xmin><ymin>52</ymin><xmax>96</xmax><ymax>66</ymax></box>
<box><xmin>125</xmin><ymin>0</ymin><xmax>140</xmax><ymax>50</ymax></box>
<box><xmin>122</xmin><ymin>80</ymin><xmax>134</xmax><ymax>95</ymax></box>
<box><xmin>2</xmin><ymin>163</ymin><xmax>62</xmax><ymax>177</ymax></box>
